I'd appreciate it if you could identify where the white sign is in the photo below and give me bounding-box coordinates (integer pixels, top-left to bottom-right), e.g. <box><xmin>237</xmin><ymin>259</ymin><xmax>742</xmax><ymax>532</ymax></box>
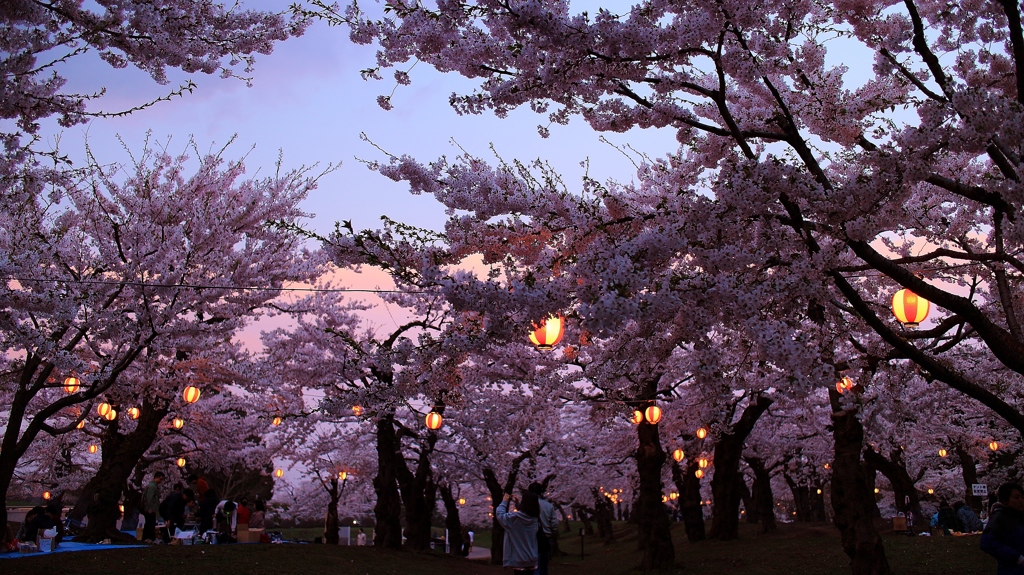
<box><xmin>972</xmin><ymin>484</ymin><xmax>989</xmax><ymax>497</ymax></box>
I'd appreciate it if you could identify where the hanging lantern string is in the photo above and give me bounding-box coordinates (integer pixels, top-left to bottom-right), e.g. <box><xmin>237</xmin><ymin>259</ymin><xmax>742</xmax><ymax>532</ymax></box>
<box><xmin>4</xmin><ymin>276</ymin><xmax>424</xmax><ymax>294</ymax></box>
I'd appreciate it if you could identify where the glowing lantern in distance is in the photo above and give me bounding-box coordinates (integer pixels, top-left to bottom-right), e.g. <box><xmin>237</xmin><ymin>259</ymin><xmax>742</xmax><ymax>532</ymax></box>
<box><xmin>103</xmin><ymin>409</ymin><xmax>117</xmax><ymax>421</ymax></box>
<box><xmin>892</xmin><ymin>288</ymin><xmax>930</xmax><ymax>328</ymax></box>
<box><xmin>183</xmin><ymin>386</ymin><xmax>201</xmax><ymax>404</ymax></box>
<box><xmin>644</xmin><ymin>405</ymin><xmax>662</xmax><ymax>424</ymax></box>
<box><xmin>836</xmin><ymin>377</ymin><xmax>854</xmax><ymax>394</ymax></box>
<box><xmin>43</xmin><ymin>491</ymin><xmax>51</xmax><ymax>500</ymax></box>
<box><xmin>696</xmin><ymin>427</ymin><xmax>708</xmax><ymax>440</ymax></box>
<box><xmin>672</xmin><ymin>449</ymin><xmax>684</xmax><ymax>462</ymax></box>
<box><xmin>76</xmin><ymin>420</ymin><xmax>85</xmax><ymax>430</ymax></box>
<box><xmin>172</xmin><ymin>418</ymin><xmax>184</xmax><ymax>430</ymax></box>
<box><xmin>695</xmin><ymin>469</ymin><xmax>704</xmax><ymax>479</ymax></box>
<box><xmin>274</xmin><ymin>468</ymin><xmax>284</xmax><ymax>478</ymax></box>
<box><xmin>425</xmin><ymin>412</ymin><xmax>443</xmax><ymax>430</ymax></box>
<box><xmin>928</xmin><ymin>488</ymin><xmax>934</xmax><ymax>495</ymax></box>
<box><xmin>698</xmin><ymin>457</ymin><xmax>709</xmax><ymax>469</ymax></box>
<box><xmin>874</xmin><ymin>487</ymin><xmax>880</xmax><ymax>494</ymax></box>
<box><xmin>352</xmin><ymin>405</ymin><xmax>363</xmax><ymax>417</ymax></box>
<box><xmin>817</xmin><ymin>489</ymin><xmax>822</xmax><ymax>495</ymax></box>
<box><xmin>458</xmin><ymin>498</ymin><xmax>466</xmax><ymax>505</ymax></box>
<box><xmin>272</xmin><ymin>416</ymin><xmax>282</xmax><ymax>426</ymax></box>
<box><xmin>990</xmin><ymin>441</ymin><xmax>999</xmax><ymax>451</ymax></box>
<box><xmin>339</xmin><ymin>471</ymin><xmax>348</xmax><ymax>481</ymax></box>
<box><xmin>529</xmin><ymin>316</ymin><xmax>565</xmax><ymax>350</ymax></box>
<box><xmin>630</xmin><ymin>410</ymin><xmax>643</xmax><ymax>425</ymax></box>
<box><xmin>176</xmin><ymin>457</ymin><xmax>186</xmax><ymax>468</ymax></box>
<box><xmin>64</xmin><ymin>377</ymin><xmax>80</xmax><ymax>394</ymax></box>
<box><xmin>127</xmin><ymin>407</ymin><xmax>140</xmax><ymax>420</ymax></box>
<box><xmin>938</xmin><ymin>449</ymin><xmax>947</xmax><ymax>458</ymax></box>
<box><xmin>669</xmin><ymin>492</ymin><xmax>678</xmax><ymax>500</ymax></box>
<box><xmin>88</xmin><ymin>444</ymin><xmax>98</xmax><ymax>454</ymax></box>
<box><xmin>97</xmin><ymin>403</ymin><xmax>112</xmax><ymax>418</ymax></box>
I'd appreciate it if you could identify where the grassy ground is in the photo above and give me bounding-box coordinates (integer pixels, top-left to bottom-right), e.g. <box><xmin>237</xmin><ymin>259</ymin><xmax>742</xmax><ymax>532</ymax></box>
<box><xmin>1</xmin><ymin>521</ymin><xmax>997</xmax><ymax>575</ymax></box>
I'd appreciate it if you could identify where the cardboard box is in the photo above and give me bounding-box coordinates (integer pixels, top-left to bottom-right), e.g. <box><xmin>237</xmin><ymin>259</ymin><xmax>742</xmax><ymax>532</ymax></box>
<box><xmin>892</xmin><ymin>517</ymin><xmax>907</xmax><ymax>531</ymax></box>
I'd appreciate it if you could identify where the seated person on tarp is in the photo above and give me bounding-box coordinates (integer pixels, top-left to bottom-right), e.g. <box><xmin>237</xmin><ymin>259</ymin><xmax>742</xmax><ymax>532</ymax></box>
<box><xmin>23</xmin><ymin>504</ymin><xmax>60</xmax><ymax>546</ymax></box>
<box><xmin>215</xmin><ymin>499</ymin><xmax>238</xmax><ymax>543</ymax></box>
<box><xmin>955</xmin><ymin>501</ymin><xmax>985</xmax><ymax>532</ymax></box>
<box><xmin>936</xmin><ymin>499</ymin><xmax>964</xmax><ymax>533</ymax></box>
<box><xmin>15</xmin><ymin>506</ymin><xmax>44</xmax><ymax>542</ymax></box>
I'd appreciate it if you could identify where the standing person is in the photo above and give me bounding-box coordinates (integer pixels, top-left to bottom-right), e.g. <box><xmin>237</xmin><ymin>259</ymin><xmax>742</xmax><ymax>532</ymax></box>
<box><xmin>236</xmin><ymin>498</ymin><xmax>251</xmax><ymax>526</ymax></box>
<box><xmin>162</xmin><ymin>488</ymin><xmax>194</xmax><ymax>540</ymax></box>
<box><xmin>529</xmin><ymin>483</ymin><xmax>558</xmax><ymax>575</ymax></box>
<box><xmin>357</xmin><ymin>528</ymin><xmax>367</xmax><ymax>546</ymax></box>
<box><xmin>188</xmin><ymin>474</ymin><xmax>210</xmax><ymax>500</ymax></box>
<box><xmin>955</xmin><ymin>501</ymin><xmax>985</xmax><ymax>533</ymax></box>
<box><xmin>496</xmin><ymin>489</ymin><xmax>540</xmax><ymax>575</ymax></box>
<box><xmin>198</xmin><ymin>489</ymin><xmax>219</xmax><ymax>534</ymax></box>
<box><xmin>981</xmin><ymin>483</ymin><xmax>1024</xmax><ymax>574</ymax></box>
<box><xmin>140</xmin><ymin>472</ymin><xmax>165</xmax><ymax>543</ymax></box>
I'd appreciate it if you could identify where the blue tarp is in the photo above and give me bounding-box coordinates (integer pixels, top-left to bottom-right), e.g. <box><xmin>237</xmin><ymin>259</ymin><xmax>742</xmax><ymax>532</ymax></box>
<box><xmin>1</xmin><ymin>535</ymin><xmax>141</xmax><ymax>558</ymax></box>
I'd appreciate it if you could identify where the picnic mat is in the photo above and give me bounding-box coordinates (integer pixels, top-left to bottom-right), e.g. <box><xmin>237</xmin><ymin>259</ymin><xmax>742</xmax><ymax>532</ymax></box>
<box><xmin>1</xmin><ymin>538</ymin><xmax>141</xmax><ymax>558</ymax></box>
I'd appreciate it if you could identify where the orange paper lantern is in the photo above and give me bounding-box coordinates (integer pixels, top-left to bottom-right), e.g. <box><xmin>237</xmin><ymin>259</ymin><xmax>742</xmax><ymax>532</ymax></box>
<box><xmin>458</xmin><ymin>497</ymin><xmax>466</xmax><ymax>505</ymax></box>
<box><xmin>272</xmin><ymin>416</ymin><xmax>282</xmax><ymax>426</ymax></box>
<box><xmin>176</xmin><ymin>457</ymin><xmax>186</xmax><ymax>468</ymax></box>
<box><xmin>182</xmin><ymin>386</ymin><xmax>201</xmax><ymax>404</ymax></box>
<box><xmin>529</xmin><ymin>316</ymin><xmax>565</xmax><ymax>350</ymax></box>
<box><xmin>672</xmin><ymin>449</ymin><xmax>685</xmax><ymax>462</ymax></box>
<box><xmin>696</xmin><ymin>427</ymin><xmax>708</xmax><ymax>440</ymax></box>
<box><xmin>892</xmin><ymin>288</ymin><xmax>930</xmax><ymax>328</ymax></box>
<box><xmin>103</xmin><ymin>409</ymin><xmax>117</xmax><ymax>421</ymax></box>
<box><xmin>644</xmin><ymin>405</ymin><xmax>662</xmax><ymax>424</ymax></box>
<box><xmin>63</xmin><ymin>376</ymin><xmax>80</xmax><ymax>394</ymax></box>
<box><xmin>339</xmin><ymin>471</ymin><xmax>348</xmax><ymax>480</ymax></box>
<box><xmin>938</xmin><ymin>448</ymin><xmax>947</xmax><ymax>458</ymax></box>
<box><xmin>88</xmin><ymin>444</ymin><xmax>98</xmax><ymax>454</ymax></box>
<box><xmin>97</xmin><ymin>402</ymin><xmax>112</xmax><ymax>418</ymax></box>
<box><xmin>425</xmin><ymin>411</ymin><xmax>443</xmax><ymax>430</ymax></box>
<box><xmin>127</xmin><ymin>407</ymin><xmax>140</xmax><ymax>420</ymax></box>
<box><xmin>274</xmin><ymin>468</ymin><xmax>285</xmax><ymax>478</ymax></box>
<box><xmin>172</xmin><ymin>418</ymin><xmax>184</xmax><ymax>430</ymax></box>
<box><xmin>76</xmin><ymin>420</ymin><xmax>85</xmax><ymax>430</ymax></box>
<box><xmin>836</xmin><ymin>376</ymin><xmax>854</xmax><ymax>394</ymax></box>
<box><xmin>698</xmin><ymin>457</ymin><xmax>710</xmax><ymax>469</ymax></box>
<box><xmin>990</xmin><ymin>441</ymin><xmax>999</xmax><ymax>451</ymax></box>
<box><xmin>42</xmin><ymin>491</ymin><xmax>51</xmax><ymax>500</ymax></box>
<box><xmin>630</xmin><ymin>410</ymin><xmax>643</xmax><ymax>425</ymax></box>
<box><xmin>695</xmin><ymin>469</ymin><xmax>704</xmax><ymax>479</ymax></box>
<box><xmin>352</xmin><ymin>405</ymin><xmax>363</xmax><ymax>417</ymax></box>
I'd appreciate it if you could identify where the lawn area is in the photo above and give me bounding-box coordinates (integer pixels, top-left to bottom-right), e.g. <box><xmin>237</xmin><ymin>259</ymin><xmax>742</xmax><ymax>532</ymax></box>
<box><xmin>0</xmin><ymin>521</ymin><xmax>997</xmax><ymax>575</ymax></box>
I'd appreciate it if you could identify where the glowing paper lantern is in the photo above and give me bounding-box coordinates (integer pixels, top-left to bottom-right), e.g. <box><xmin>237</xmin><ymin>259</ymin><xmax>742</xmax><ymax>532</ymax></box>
<box><xmin>874</xmin><ymin>487</ymin><xmax>880</xmax><ymax>494</ymax></box>
<box><xmin>43</xmin><ymin>491</ymin><xmax>51</xmax><ymax>500</ymax></box>
<box><xmin>816</xmin><ymin>489</ymin><xmax>823</xmax><ymax>495</ymax></box>
<box><xmin>927</xmin><ymin>488</ymin><xmax>934</xmax><ymax>495</ymax></box>
<box><xmin>695</xmin><ymin>469</ymin><xmax>704</xmax><ymax>479</ymax></box>
<box><xmin>425</xmin><ymin>411</ymin><xmax>443</xmax><ymax>430</ymax></box>
<box><xmin>892</xmin><ymin>288</ymin><xmax>930</xmax><ymax>328</ymax></box>
<box><xmin>76</xmin><ymin>420</ymin><xmax>85</xmax><ymax>430</ymax></box>
<box><xmin>103</xmin><ymin>409</ymin><xmax>117</xmax><ymax>421</ymax></box>
<box><xmin>176</xmin><ymin>457</ymin><xmax>186</xmax><ymax>468</ymax></box>
<box><xmin>644</xmin><ymin>405</ymin><xmax>662</xmax><ymax>424</ymax></box>
<box><xmin>669</xmin><ymin>492</ymin><xmax>678</xmax><ymax>500</ymax></box>
<box><xmin>938</xmin><ymin>448</ymin><xmax>947</xmax><ymax>458</ymax></box>
<box><xmin>458</xmin><ymin>498</ymin><xmax>466</xmax><ymax>505</ymax></box>
<box><xmin>836</xmin><ymin>376</ymin><xmax>854</xmax><ymax>394</ymax></box>
<box><xmin>824</xmin><ymin>463</ymin><xmax>831</xmax><ymax>470</ymax></box>
<box><xmin>696</xmin><ymin>427</ymin><xmax>708</xmax><ymax>440</ymax></box>
<box><xmin>274</xmin><ymin>468</ymin><xmax>285</xmax><ymax>478</ymax></box>
<box><xmin>698</xmin><ymin>457</ymin><xmax>709</xmax><ymax>469</ymax></box>
<box><xmin>183</xmin><ymin>386</ymin><xmax>201</xmax><ymax>404</ymax></box>
<box><xmin>339</xmin><ymin>471</ymin><xmax>348</xmax><ymax>481</ymax></box>
<box><xmin>64</xmin><ymin>377</ymin><xmax>80</xmax><ymax>394</ymax></box>
<box><xmin>172</xmin><ymin>418</ymin><xmax>184</xmax><ymax>430</ymax></box>
<box><xmin>990</xmin><ymin>441</ymin><xmax>999</xmax><ymax>451</ymax></box>
<box><xmin>97</xmin><ymin>403</ymin><xmax>112</xmax><ymax>418</ymax></box>
<box><xmin>88</xmin><ymin>444</ymin><xmax>98</xmax><ymax>454</ymax></box>
<box><xmin>272</xmin><ymin>416</ymin><xmax>282</xmax><ymax>426</ymax></box>
<box><xmin>529</xmin><ymin>315</ymin><xmax>565</xmax><ymax>350</ymax></box>
<box><xmin>127</xmin><ymin>407</ymin><xmax>140</xmax><ymax>420</ymax></box>
<box><xmin>630</xmin><ymin>410</ymin><xmax>643</xmax><ymax>425</ymax></box>
<box><xmin>672</xmin><ymin>449</ymin><xmax>685</xmax><ymax>462</ymax></box>
<box><xmin>352</xmin><ymin>405</ymin><xmax>364</xmax><ymax>417</ymax></box>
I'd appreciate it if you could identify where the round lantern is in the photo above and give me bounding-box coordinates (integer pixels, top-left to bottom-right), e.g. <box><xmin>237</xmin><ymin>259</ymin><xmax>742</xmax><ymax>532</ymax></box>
<box><xmin>695</xmin><ymin>469</ymin><xmax>704</xmax><ymax>479</ymax></box>
<box><xmin>696</xmin><ymin>427</ymin><xmax>708</xmax><ymax>440</ymax></box>
<box><xmin>672</xmin><ymin>449</ymin><xmax>684</xmax><ymax>462</ymax></box>
<box><xmin>272</xmin><ymin>416</ymin><xmax>282</xmax><ymax>426</ymax></box>
<box><xmin>928</xmin><ymin>488</ymin><xmax>934</xmax><ymax>495</ymax></box>
<box><xmin>836</xmin><ymin>376</ymin><xmax>854</xmax><ymax>394</ymax></box>
<box><xmin>669</xmin><ymin>492</ymin><xmax>678</xmax><ymax>500</ymax></box>
<box><xmin>458</xmin><ymin>498</ymin><xmax>466</xmax><ymax>505</ymax></box>
<box><xmin>938</xmin><ymin>448</ymin><xmax>947</xmax><ymax>458</ymax></box>
<box><xmin>352</xmin><ymin>405</ymin><xmax>364</xmax><ymax>417</ymax></box>
<box><xmin>64</xmin><ymin>376</ymin><xmax>80</xmax><ymax>394</ymax></box>
<box><xmin>990</xmin><ymin>441</ymin><xmax>999</xmax><ymax>451</ymax></box>
<box><xmin>816</xmin><ymin>488</ymin><xmax>823</xmax><ymax>495</ymax></box>
<box><xmin>43</xmin><ymin>491</ymin><xmax>51</xmax><ymax>500</ymax></box>
<box><xmin>698</xmin><ymin>457</ymin><xmax>709</xmax><ymax>469</ymax></box>
<box><xmin>339</xmin><ymin>471</ymin><xmax>348</xmax><ymax>481</ymax></box>
<box><xmin>97</xmin><ymin>402</ymin><xmax>112</xmax><ymax>418</ymax></box>
<box><xmin>274</xmin><ymin>468</ymin><xmax>284</xmax><ymax>478</ymax></box>
<box><xmin>88</xmin><ymin>444</ymin><xmax>98</xmax><ymax>454</ymax></box>
<box><xmin>103</xmin><ymin>409</ymin><xmax>117</xmax><ymax>421</ymax></box>
<box><xmin>824</xmin><ymin>463</ymin><xmax>831</xmax><ymax>470</ymax></box>
<box><xmin>630</xmin><ymin>410</ymin><xmax>643</xmax><ymax>425</ymax></box>
<box><xmin>176</xmin><ymin>457</ymin><xmax>186</xmax><ymax>468</ymax></box>
<box><xmin>127</xmin><ymin>407</ymin><xmax>140</xmax><ymax>420</ymax></box>
<box><xmin>182</xmin><ymin>386</ymin><xmax>201</xmax><ymax>404</ymax></box>
<box><xmin>529</xmin><ymin>315</ymin><xmax>565</xmax><ymax>350</ymax></box>
<box><xmin>892</xmin><ymin>288</ymin><xmax>930</xmax><ymax>328</ymax></box>
<box><xmin>874</xmin><ymin>487</ymin><xmax>880</xmax><ymax>494</ymax></box>
<box><xmin>644</xmin><ymin>405</ymin><xmax>662</xmax><ymax>424</ymax></box>
<box><xmin>172</xmin><ymin>418</ymin><xmax>184</xmax><ymax>430</ymax></box>
<box><xmin>425</xmin><ymin>411</ymin><xmax>443</xmax><ymax>431</ymax></box>
<box><xmin>76</xmin><ymin>420</ymin><xmax>85</xmax><ymax>429</ymax></box>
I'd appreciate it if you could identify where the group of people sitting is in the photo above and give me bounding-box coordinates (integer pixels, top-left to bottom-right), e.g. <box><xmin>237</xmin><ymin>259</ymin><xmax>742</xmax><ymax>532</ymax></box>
<box><xmin>2</xmin><ymin>503</ymin><xmax>65</xmax><ymax>552</ymax></box>
<box><xmin>142</xmin><ymin>472</ymin><xmax>266</xmax><ymax>544</ymax></box>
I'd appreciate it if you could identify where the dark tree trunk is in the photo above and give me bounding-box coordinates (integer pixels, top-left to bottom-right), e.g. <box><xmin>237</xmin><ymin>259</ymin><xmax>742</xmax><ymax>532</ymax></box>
<box><xmin>438</xmin><ymin>483</ymin><xmax>463</xmax><ymax>555</ymax></box>
<box><xmin>373</xmin><ymin>413</ymin><xmax>403</xmax><ymax>550</ymax></box>
<box><xmin>863</xmin><ymin>448</ymin><xmax>923</xmax><ymax>524</ymax></box>
<box><xmin>745</xmin><ymin>457</ymin><xmax>777</xmax><ymax>533</ymax></box>
<box><xmin>739</xmin><ymin>477</ymin><xmax>757</xmax><ymax>524</ymax></box>
<box><xmin>709</xmin><ymin>395</ymin><xmax>773</xmax><ymax>540</ymax></box>
<box><xmin>576</xmin><ymin>507</ymin><xmax>594</xmax><ymax>535</ymax></box>
<box><xmin>75</xmin><ymin>399</ymin><xmax>168</xmax><ymax>543</ymax></box>
<box><xmin>325</xmin><ymin>478</ymin><xmax>340</xmax><ymax>545</ymax></box>
<box><xmin>830</xmin><ymin>392</ymin><xmax>891</xmax><ymax>575</ymax></box>
<box><xmin>786</xmin><ymin>473</ymin><xmax>813</xmax><ymax>522</ymax></box>
<box><xmin>635</xmin><ymin>417</ymin><xmax>675</xmax><ymax>569</ymax></box>
<box><xmin>395</xmin><ymin>431</ymin><xmax>438</xmax><ymax>551</ymax></box>
<box><xmin>672</xmin><ymin>458</ymin><xmax>706</xmax><ymax>542</ymax></box>
<box><xmin>954</xmin><ymin>444</ymin><xmax>983</xmax><ymax>511</ymax></box>
<box><xmin>483</xmin><ymin>446</ymin><xmax>535</xmax><ymax>565</ymax></box>
<box><xmin>812</xmin><ymin>485</ymin><xmax>828</xmax><ymax>521</ymax></box>
<box><xmin>592</xmin><ymin>490</ymin><xmax>616</xmax><ymax>543</ymax></box>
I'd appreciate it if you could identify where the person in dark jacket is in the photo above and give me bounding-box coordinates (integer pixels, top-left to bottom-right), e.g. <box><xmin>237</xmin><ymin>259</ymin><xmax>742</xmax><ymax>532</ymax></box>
<box><xmin>198</xmin><ymin>489</ymin><xmax>219</xmax><ymax>534</ymax></box>
<box><xmin>981</xmin><ymin>483</ymin><xmax>1024</xmax><ymax>575</ymax></box>
<box><xmin>936</xmin><ymin>499</ymin><xmax>963</xmax><ymax>533</ymax></box>
<box><xmin>162</xmin><ymin>488</ymin><xmax>194</xmax><ymax>540</ymax></box>
<box><xmin>956</xmin><ymin>501</ymin><xmax>985</xmax><ymax>532</ymax></box>
<box><xmin>496</xmin><ymin>489</ymin><xmax>540</xmax><ymax>574</ymax></box>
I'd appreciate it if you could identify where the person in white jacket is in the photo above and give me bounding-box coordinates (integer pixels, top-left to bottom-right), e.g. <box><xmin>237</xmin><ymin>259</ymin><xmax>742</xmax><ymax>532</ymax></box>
<box><xmin>496</xmin><ymin>490</ymin><xmax>540</xmax><ymax>574</ymax></box>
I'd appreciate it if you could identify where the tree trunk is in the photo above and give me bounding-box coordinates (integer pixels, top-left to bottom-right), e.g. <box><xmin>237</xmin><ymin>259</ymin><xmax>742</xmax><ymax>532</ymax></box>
<box><xmin>830</xmin><ymin>392</ymin><xmax>891</xmax><ymax>575</ymax></box>
<box><xmin>635</xmin><ymin>417</ymin><xmax>675</xmax><ymax>570</ymax></box>
<box><xmin>576</xmin><ymin>507</ymin><xmax>594</xmax><ymax>535</ymax></box>
<box><xmin>745</xmin><ymin>457</ymin><xmax>777</xmax><ymax>533</ymax></box>
<box><xmin>954</xmin><ymin>444</ymin><xmax>983</xmax><ymax>511</ymax></box>
<box><xmin>438</xmin><ymin>483</ymin><xmax>464</xmax><ymax>555</ymax></box>
<box><xmin>863</xmin><ymin>448</ymin><xmax>923</xmax><ymax>524</ymax></box>
<box><xmin>709</xmin><ymin>395</ymin><xmax>773</xmax><ymax>540</ymax></box>
<box><xmin>325</xmin><ymin>478</ymin><xmax>340</xmax><ymax>545</ymax></box>
<box><xmin>394</xmin><ymin>430</ymin><xmax>438</xmax><ymax>551</ymax></box>
<box><xmin>592</xmin><ymin>490</ymin><xmax>616</xmax><ymax>543</ymax></box>
<box><xmin>373</xmin><ymin>413</ymin><xmax>403</xmax><ymax>550</ymax></box>
<box><xmin>673</xmin><ymin>458</ymin><xmax>706</xmax><ymax>542</ymax></box>
<box><xmin>786</xmin><ymin>473</ymin><xmax>813</xmax><ymax>521</ymax></box>
<box><xmin>739</xmin><ymin>477</ymin><xmax>757</xmax><ymax>524</ymax></box>
<box><xmin>76</xmin><ymin>399</ymin><xmax>168</xmax><ymax>543</ymax></box>
<box><xmin>812</xmin><ymin>485</ymin><xmax>828</xmax><ymax>521</ymax></box>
